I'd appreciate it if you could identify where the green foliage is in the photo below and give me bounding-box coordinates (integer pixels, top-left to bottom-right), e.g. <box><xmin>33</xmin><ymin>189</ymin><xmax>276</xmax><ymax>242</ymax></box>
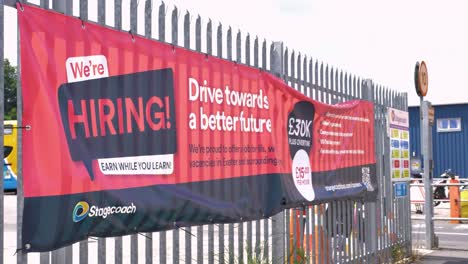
<box><xmin>4</xmin><ymin>59</ymin><xmax>17</xmax><ymax>120</ymax></box>
<box><xmin>291</xmin><ymin>247</ymin><xmax>309</xmax><ymax>264</ymax></box>
<box><xmin>391</xmin><ymin>243</ymin><xmax>406</xmax><ymax>262</ymax></box>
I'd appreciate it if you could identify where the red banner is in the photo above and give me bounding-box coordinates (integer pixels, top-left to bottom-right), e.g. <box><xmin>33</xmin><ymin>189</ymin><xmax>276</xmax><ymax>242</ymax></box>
<box><xmin>19</xmin><ymin>5</ymin><xmax>376</xmax><ymax>252</ymax></box>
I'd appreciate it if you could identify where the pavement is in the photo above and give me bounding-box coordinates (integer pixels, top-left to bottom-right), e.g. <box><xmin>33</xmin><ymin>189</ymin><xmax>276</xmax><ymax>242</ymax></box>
<box><xmin>411</xmin><ymin>203</ymin><xmax>468</xmax><ymax>264</ymax></box>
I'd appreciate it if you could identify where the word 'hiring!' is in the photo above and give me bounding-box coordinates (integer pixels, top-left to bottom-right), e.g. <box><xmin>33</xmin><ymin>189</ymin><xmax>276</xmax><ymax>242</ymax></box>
<box><xmin>67</xmin><ymin>96</ymin><xmax>172</xmax><ymax>139</ymax></box>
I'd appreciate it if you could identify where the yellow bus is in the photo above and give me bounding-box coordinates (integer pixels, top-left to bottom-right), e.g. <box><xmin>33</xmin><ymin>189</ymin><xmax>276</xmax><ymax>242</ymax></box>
<box><xmin>3</xmin><ymin>120</ymin><xmax>17</xmax><ymax>192</ymax></box>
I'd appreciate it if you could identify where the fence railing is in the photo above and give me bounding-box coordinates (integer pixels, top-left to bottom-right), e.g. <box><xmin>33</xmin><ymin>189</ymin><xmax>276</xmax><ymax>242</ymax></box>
<box><xmin>1</xmin><ymin>1</ymin><xmax>410</xmax><ymax>263</ymax></box>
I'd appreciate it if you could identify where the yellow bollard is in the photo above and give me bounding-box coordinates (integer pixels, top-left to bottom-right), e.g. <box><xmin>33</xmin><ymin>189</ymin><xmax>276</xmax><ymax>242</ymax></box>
<box><xmin>461</xmin><ymin>189</ymin><xmax>468</xmax><ymax>220</ymax></box>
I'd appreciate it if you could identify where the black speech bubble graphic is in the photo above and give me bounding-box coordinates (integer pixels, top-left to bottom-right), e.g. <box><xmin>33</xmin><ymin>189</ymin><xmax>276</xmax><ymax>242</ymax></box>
<box><xmin>287</xmin><ymin>101</ymin><xmax>315</xmax><ymax>158</ymax></box>
<box><xmin>58</xmin><ymin>69</ymin><xmax>177</xmax><ymax>180</ymax></box>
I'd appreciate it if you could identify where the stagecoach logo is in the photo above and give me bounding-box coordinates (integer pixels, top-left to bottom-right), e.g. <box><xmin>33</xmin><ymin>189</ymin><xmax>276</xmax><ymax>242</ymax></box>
<box><xmin>72</xmin><ymin>201</ymin><xmax>137</xmax><ymax>222</ymax></box>
<box><xmin>72</xmin><ymin>201</ymin><xmax>90</xmax><ymax>222</ymax></box>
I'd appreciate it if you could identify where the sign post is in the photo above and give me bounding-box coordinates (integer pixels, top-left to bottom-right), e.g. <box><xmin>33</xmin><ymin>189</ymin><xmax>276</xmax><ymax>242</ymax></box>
<box><xmin>415</xmin><ymin>61</ymin><xmax>436</xmax><ymax>249</ymax></box>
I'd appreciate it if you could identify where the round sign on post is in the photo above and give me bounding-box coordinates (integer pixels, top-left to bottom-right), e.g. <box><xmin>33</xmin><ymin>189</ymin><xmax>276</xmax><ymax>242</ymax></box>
<box><xmin>414</xmin><ymin>61</ymin><xmax>428</xmax><ymax>97</ymax></box>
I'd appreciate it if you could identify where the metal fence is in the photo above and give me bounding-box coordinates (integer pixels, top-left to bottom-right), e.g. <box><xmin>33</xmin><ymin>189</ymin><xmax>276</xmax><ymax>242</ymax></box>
<box><xmin>1</xmin><ymin>0</ymin><xmax>410</xmax><ymax>263</ymax></box>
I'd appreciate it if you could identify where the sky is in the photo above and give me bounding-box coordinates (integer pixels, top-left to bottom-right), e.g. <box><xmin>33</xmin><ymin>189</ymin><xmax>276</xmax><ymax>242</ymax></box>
<box><xmin>3</xmin><ymin>0</ymin><xmax>468</xmax><ymax>106</ymax></box>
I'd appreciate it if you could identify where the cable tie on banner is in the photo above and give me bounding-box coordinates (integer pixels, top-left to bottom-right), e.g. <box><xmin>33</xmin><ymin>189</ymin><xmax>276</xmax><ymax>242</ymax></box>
<box><xmin>205</xmin><ymin>53</ymin><xmax>209</xmax><ymax>61</ymax></box>
<box><xmin>178</xmin><ymin>226</ymin><xmax>196</xmax><ymax>237</ymax></box>
<box><xmin>16</xmin><ymin>0</ymin><xmax>24</xmax><ymax>11</ymax></box>
<box><xmin>137</xmin><ymin>232</ymin><xmax>152</xmax><ymax>240</ymax></box>
<box><xmin>12</xmin><ymin>125</ymin><xmax>31</xmax><ymax>130</ymax></box>
<box><xmin>79</xmin><ymin>17</ymin><xmax>86</xmax><ymax>29</ymax></box>
<box><xmin>15</xmin><ymin>244</ymin><xmax>30</xmax><ymax>255</ymax></box>
<box><xmin>171</xmin><ymin>44</ymin><xmax>176</xmax><ymax>54</ymax></box>
<box><xmin>129</xmin><ymin>30</ymin><xmax>135</xmax><ymax>42</ymax></box>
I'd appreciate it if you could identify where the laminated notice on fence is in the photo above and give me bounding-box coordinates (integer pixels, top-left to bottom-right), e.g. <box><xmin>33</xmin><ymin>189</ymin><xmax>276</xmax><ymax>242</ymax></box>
<box><xmin>388</xmin><ymin>107</ymin><xmax>410</xmax><ymax>181</ymax></box>
<box><xmin>18</xmin><ymin>4</ymin><xmax>377</xmax><ymax>252</ymax></box>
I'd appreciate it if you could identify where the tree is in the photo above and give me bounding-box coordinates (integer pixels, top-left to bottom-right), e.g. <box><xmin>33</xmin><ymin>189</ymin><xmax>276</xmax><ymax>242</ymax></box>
<box><xmin>4</xmin><ymin>59</ymin><xmax>17</xmax><ymax>120</ymax></box>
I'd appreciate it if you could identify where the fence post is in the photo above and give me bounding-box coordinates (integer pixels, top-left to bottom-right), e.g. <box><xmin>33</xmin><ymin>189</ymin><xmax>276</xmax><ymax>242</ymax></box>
<box><xmin>50</xmin><ymin>1</ymin><xmax>73</xmax><ymax>264</ymax></box>
<box><xmin>270</xmin><ymin>41</ymin><xmax>285</xmax><ymax>264</ymax></box>
<box><xmin>362</xmin><ymin>79</ymin><xmax>378</xmax><ymax>260</ymax></box>
<box><xmin>15</xmin><ymin>3</ymin><xmax>27</xmax><ymax>263</ymax></box>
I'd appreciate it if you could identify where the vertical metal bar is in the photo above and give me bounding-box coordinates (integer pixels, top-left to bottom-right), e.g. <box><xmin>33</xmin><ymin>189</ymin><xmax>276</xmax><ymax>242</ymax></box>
<box><xmin>171</xmin><ymin>7</ymin><xmax>178</xmax><ymax>45</ymax></box>
<box><xmin>49</xmin><ymin>1</ymin><xmax>73</xmax><ymax>263</ymax></box>
<box><xmin>79</xmin><ymin>241</ymin><xmax>88</xmax><ymax>264</ymax></box>
<box><xmin>332</xmin><ymin>202</ymin><xmax>338</xmax><ymax>263</ymax></box>
<box><xmin>245</xmin><ymin>34</ymin><xmax>250</xmax><ymax>66</ymax></box>
<box><xmin>319</xmin><ymin>63</ymin><xmax>324</xmax><ymax>103</ymax></box>
<box><xmin>347</xmin><ymin>201</ymin><xmax>354</xmax><ymax>263</ymax></box>
<box><xmin>195</xmin><ymin>16</ymin><xmax>201</xmax><ymax>52</ymax></box>
<box><xmin>131</xmin><ymin>234</ymin><xmax>138</xmax><ymax>264</ymax></box>
<box><xmin>238</xmin><ymin>223</ymin><xmax>244</xmax><ymax>264</ymax></box>
<box><xmin>299</xmin><ymin>209</ymin><xmax>304</xmax><ymax>256</ymax></box>
<box><xmin>193</xmin><ymin>17</ymin><xmax>203</xmax><ymax>263</ymax></box>
<box><xmin>217</xmin><ymin>223</ymin><xmax>224</xmax><ymax>263</ymax></box>
<box><xmin>326</xmin><ymin>203</ymin><xmax>332</xmax><ymax>263</ymax></box>
<box><xmin>385</xmin><ymin>89</ymin><xmax>392</xmax><ymax>258</ymax></box>
<box><xmin>40</xmin><ymin>253</ymin><xmax>49</xmax><ymax>264</ymax></box>
<box><xmin>290</xmin><ymin>51</ymin><xmax>295</xmax><ymax>88</ymax></box>
<box><xmin>146</xmin><ymin>233</ymin><xmax>153</xmax><ymax>264</ymax></box>
<box><xmin>227</xmin><ymin>27</ymin><xmax>232</xmax><ymax>61</ymax></box>
<box><xmin>183</xmin><ymin>11</ymin><xmax>190</xmax><ymax>48</ymax></box>
<box><xmin>236</xmin><ymin>30</ymin><xmax>241</xmax><ymax>63</ymax></box>
<box><xmin>217</xmin><ymin>23</ymin><xmax>222</xmax><ymax>58</ymax></box>
<box><xmin>52</xmin><ymin>0</ymin><xmax>72</xmax><ymax>14</ymax></box>
<box><xmin>244</xmin><ymin>33</ymin><xmax>253</xmax><ymax>261</ymax></box>
<box><xmin>294</xmin><ymin>213</ymin><xmax>300</xmax><ymax>263</ymax></box>
<box><xmin>130</xmin><ymin>4</ymin><xmax>138</xmax><ymax>264</ymax></box>
<box><xmin>115</xmin><ymin>0</ymin><xmax>122</xmax><ymax>30</ymax></box>
<box><xmin>80</xmin><ymin>2</ymin><xmax>90</xmax><ymax>263</ymax></box>
<box><xmin>0</xmin><ymin>2</ymin><xmax>4</xmax><ymax>264</ymax></box>
<box><xmin>195</xmin><ymin>226</ymin><xmax>202</xmax><ymax>264</ymax></box>
<box><xmin>16</xmin><ymin>7</ymin><xmax>27</xmax><ymax>264</ymax></box>
<box><xmin>310</xmin><ymin>206</ymin><xmax>315</xmax><ymax>264</ymax></box>
<box><xmin>144</xmin><ymin>0</ymin><xmax>152</xmax><ymax>38</ymax></box>
<box><xmin>229</xmin><ymin>223</ymin><xmax>234</xmax><ymax>264</ymax></box>
<box><xmin>325</xmin><ymin>65</ymin><xmax>330</xmax><ymax>103</ymax></box>
<box><xmin>303</xmin><ymin>56</ymin><xmax>308</xmax><ymax>97</ymax></box>
<box><xmin>114</xmin><ymin>236</ymin><xmax>123</xmax><ymax>264</ymax></box>
<box><xmin>97</xmin><ymin>0</ymin><xmax>105</xmax><ymax>23</ymax></box>
<box><xmin>173</xmin><ymin>228</ymin><xmax>179</xmax><ymax>264</ymax></box>
<box><xmin>263</xmin><ymin>219</ymin><xmax>269</xmax><ymax>263</ymax></box>
<box><xmin>337</xmin><ymin>201</ymin><xmax>343</xmax><ymax>263</ymax></box>
<box><xmin>206</xmin><ymin>20</ymin><xmax>212</xmax><ymax>55</ymax></box>
<box><xmin>97</xmin><ymin>238</ymin><xmax>106</xmax><ymax>264</ymax></box>
<box><xmin>171</xmin><ymin>8</ymin><xmax>180</xmax><ymax>264</ymax></box>
<box><xmin>284</xmin><ymin>48</ymin><xmax>288</xmax><ymax>83</ymax></box>
<box><xmin>160</xmin><ymin>231</ymin><xmax>167</xmax><ymax>264</ymax></box>
<box><xmin>158</xmin><ymin>1</ymin><xmax>165</xmax><ymax>41</ymax></box>
<box><xmin>40</xmin><ymin>0</ymin><xmax>49</xmax><ymax>8</ymax></box>
<box><xmin>253</xmin><ymin>37</ymin><xmax>258</xmax><ymax>68</ymax></box>
<box><xmin>262</xmin><ymin>40</ymin><xmax>267</xmax><ymax>70</ymax></box>
<box><xmin>207</xmin><ymin>21</ymin><xmax>214</xmax><ymax>264</ymax></box>
<box><xmin>270</xmin><ymin>42</ymin><xmax>285</xmax><ymax>264</ymax></box>
<box><xmin>80</xmin><ymin>0</ymin><xmax>88</xmax><ymax>20</ymax></box>
<box><xmin>297</xmin><ymin>53</ymin><xmax>301</xmax><ymax>92</ymax></box>
<box><xmin>286</xmin><ymin>209</ymin><xmax>291</xmax><ymax>263</ymax></box>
